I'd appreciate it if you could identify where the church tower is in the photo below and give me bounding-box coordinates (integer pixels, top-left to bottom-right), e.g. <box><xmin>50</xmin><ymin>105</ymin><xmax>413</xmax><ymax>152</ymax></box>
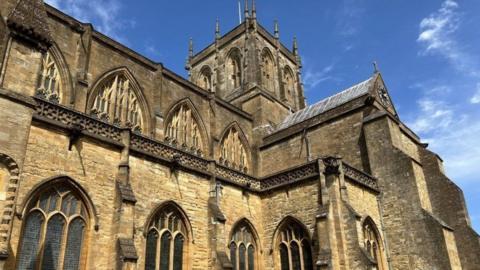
<box><xmin>186</xmin><ymin>0</ymin><xmax>306</xmax><ymax>130</ymax></box>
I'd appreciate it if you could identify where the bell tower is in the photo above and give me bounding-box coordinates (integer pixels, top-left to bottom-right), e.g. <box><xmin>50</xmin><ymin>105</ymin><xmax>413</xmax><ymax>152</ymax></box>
<box><xmin>187</xmin><ymin>0</ymin><xmax>306</xmax><ymax>129</ymax></box>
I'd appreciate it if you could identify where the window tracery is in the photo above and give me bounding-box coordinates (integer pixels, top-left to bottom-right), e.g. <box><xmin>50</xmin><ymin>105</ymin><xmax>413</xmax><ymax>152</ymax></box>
<box><xmin>226</xmin><ymin>49</ymin><xmax>242</xmax><ymax>89</ymax></box>
<box><xmin>219</xmin><ymin>126</ymin><xmax>248</xmax><ymax>172</ymax></box>
<box><xmin>165</xmin><ymin>103</ymin><xmax>203</xmax><ymax>155</ymax></box>
<box><xmin>363</xmin><ymin>219</ymin><xmax>385</xmax><ymax>270</ymax></box>
<box><xmin>37</xmin><ymin>51</ymin><xmax>62</xmax><ymax>103</ymax></box>
<box><xmin>261</xmin><ymin>49</ymin><xmax>275</xmax><ymax>92</ymax></box>
<box><xmin>90</xmin><ymin>74</ymin><xmax>144</xmax><ymax>133</ymax></box>
<box><xmin>277</xmin><ymin>220</ymin><xmax>313</xmax><ymax>270</ymax></box>
<box><xmin>145</xmin><ymin>204</ymin><xmax>188</xmax><ymax>270</ymax></box>
<box><xmin>229</xmin><ymin>220</ymin><xmax>257</xmax><ymax>270</ymax></box>
<box><xmin>17</xmin><ymin>185</ymin><xmax>88</xmax><ymax>270</ymax></box>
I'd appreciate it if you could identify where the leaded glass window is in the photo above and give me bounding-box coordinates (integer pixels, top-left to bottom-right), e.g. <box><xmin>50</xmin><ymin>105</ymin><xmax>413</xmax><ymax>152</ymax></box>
<box><xmin>277</xmin><ymin>221</ymin><xmax>313</xmax><ymax>270</ymax></box>
<box><xmin>37</xmin><ymin>51</ymin><xmax>62</xmax><ymax>103</ymax></box>
<box><xmin>145</xmin><ymin>204</ymin><xmax>188</xmax><ymax>270</ymax></box>
<box><xmin>197</xmin><ymin>66</ymin><xmax>213</xmax><ymax>91</ymax></box>
<box><xmin>17</xmin><ymin>185</ymin><xmax>88</xmax><ymax>270</ymax></box>
<box><xmin>363</xmin><ymin>218</ymin><xmax>385</xmax><ymax>270</ymax></box>
<box><xmin>229</xmin><ymin>220</ymin><xmax>257</xmax><ymax>270</ymax></box>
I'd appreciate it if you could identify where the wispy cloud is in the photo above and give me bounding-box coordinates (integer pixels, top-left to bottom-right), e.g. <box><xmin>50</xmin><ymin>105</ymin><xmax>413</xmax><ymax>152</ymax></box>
<box><xmin>336</xmin><ymin>0</ymin><xmax>365</xmax><ymax>37</ymax></box>
<box><xmin>470</xmin><ymin>83</ymin><xmax>480</xmax><ymax>104</ymax></box>
<box><xmin>406</xmin><ymin>94</ymin><xmax>480</xmax><ymax>181</ymax></box>
<box><xmin>417</xmin><ymin>0</ymin><xmax>478</xmax><ymax>77</ymax></box>
<box><xmin>303</xmin><ymin>64</ymin><xmax>334</xmax><ymax>91</ymax></box>
<box><xmin>45</xmin><ymin>0</ymin><xmax>134</xmax><ymax>42</ymax></box>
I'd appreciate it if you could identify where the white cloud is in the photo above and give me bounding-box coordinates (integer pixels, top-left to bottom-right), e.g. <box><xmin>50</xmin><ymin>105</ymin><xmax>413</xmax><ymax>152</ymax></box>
<box><xmin>470</xmin><ymin>83</ymin><xmax>480</xmax><ymax>104</ymax></box>
<box><xmin>303</xmin><ymin>65</ymin><xmax>334</xmax><ymax>91</ymax></box>
<box><xmin>45</xmin><ymin>0</ymin><xmax>132</xmax><ymax>42</ymax></box>
<box><xmin>417</xmin><ymin>0</ymin><xmax>479</xmax><ymax>77</ymax></box>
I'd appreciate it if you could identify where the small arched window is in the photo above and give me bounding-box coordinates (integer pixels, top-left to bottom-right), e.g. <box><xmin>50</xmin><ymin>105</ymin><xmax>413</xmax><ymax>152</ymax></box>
<box><xmin>197</xmin><ymin>66</ymin><xmax>213</xmax><ymax>92</ymax></box>
<box><xmin>261</xmin><ymin>49</ymin><xmax>275</xmax><ymax>92</ymax></box>
<box><xmin>219</xmin><ymin>125</ymin><xmax>249</xmax><ymax>173</ymax></box>
<box><xmin>145</xmin><ymin>204</ymin><xmax>189</xmax><ymax>270</ymax></box>
<box><xmin>90</xmin><ymin>73</ymin><xmax>144</xmax><ymax>133</ymax></box>
<box><xmin>276</xmin><ymin>219</ymin><xmax>313</xmax><ymax>270</ymax></box>
<box><xmin>37</xmin><ymin>51</ymin><xmax>62</xmax><ymax>103</ymax></box>
<box><xmin>226</xmin><ymin>49</ymin><xmax>242</xmax><ymax>90</ymax></box>
<box><xmin>363</xmin><ymin>218</ymin><xmax>385</xmax><ymax>270</ymax></box>
<box><xmin>165</xmin><ymin>102</ymin><xmax>204</xmax><ymax>155</ymax></box>
<box><xmin>17</xmin><ymin>185</ymin><xmax>89</xmax><ymax>270</ymax></box>
<box><xmin>229</xmin><ymin>220</ymin><xmax>257</xmax><ymax>270</ymax></box>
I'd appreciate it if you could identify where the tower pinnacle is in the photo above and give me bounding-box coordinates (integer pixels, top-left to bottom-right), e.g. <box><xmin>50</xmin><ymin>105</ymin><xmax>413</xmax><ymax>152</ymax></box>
<box><xmin>274</xmin><ymin>20</ymin><xmax>279</xmax><ymax>39</ymax></box>
<box><xmin>252</xmin><ymin>0</ymin><xmax>257</xmax><ymax>19</ymax></box>
<box><xmin>244</xmin><ymin>0</ymin><xmax>249</xmax><ymax>20</ymax></box>
<box><xmin>215</xmin><ymin>19</ymin><xmax>220</xmax><ymax>39</ymax></box>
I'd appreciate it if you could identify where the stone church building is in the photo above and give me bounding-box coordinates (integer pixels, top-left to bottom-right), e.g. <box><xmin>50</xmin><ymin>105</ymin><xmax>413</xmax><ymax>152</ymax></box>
<box><xmin>0</xmin><ymin>0</ymin><xmax>478</xmax><ymax>269</ymax></box>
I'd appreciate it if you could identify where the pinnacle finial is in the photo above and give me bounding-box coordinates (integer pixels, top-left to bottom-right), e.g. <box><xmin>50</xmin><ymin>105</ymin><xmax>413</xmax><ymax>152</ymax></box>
<box><xmin>293</xmin><ymin>36</ymin><xmax>298</xmax><ymax>55</ymax></box>
<box><xmin>244</xmin><ymin>0</ymin><xmax>249</xmax><ymax>20</ymax></box>
<box><xmin>215</xmin><ymin>19</ymin><xmax>220</xmax><ymax>39</ymax></box>
<box><xmin>252</xmin><ymin>0</ymin><xmax>257</xmax><ymax>19</ymax></box>
<box><xmin>373</xmin><ymin>61</ymin><xmax>380</xmax><ymax>74</ymax></box>
<box><xmin>188</xmin><ymin>38</ymin><xmax>194</xmax><ymax>58</ymax></box>
<box><xmin>274</xmin><ymin>20</ymin><xmax>279</xmax><ymax>39</ymax></box>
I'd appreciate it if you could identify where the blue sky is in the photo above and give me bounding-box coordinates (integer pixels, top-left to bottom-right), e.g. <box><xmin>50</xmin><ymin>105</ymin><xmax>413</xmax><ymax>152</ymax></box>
<box><xmin>46</xmin><ymin>0</ymin><xmax>480</xmax><ymax>232</ymax></box>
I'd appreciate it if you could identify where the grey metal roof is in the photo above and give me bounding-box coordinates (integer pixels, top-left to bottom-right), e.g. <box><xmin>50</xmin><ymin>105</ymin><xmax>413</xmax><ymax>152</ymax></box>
<box><xmin>276</xmin><ymin>76</ymin><xmax>374</xmax><ymax>131</ymax></box>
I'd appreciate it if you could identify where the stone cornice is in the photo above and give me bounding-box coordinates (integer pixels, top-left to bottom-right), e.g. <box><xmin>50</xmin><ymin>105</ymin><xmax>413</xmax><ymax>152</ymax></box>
<box><xmin>33</xmin><ymin>97</ymin><xmax>379</xmax><ymax>193</ymax></box>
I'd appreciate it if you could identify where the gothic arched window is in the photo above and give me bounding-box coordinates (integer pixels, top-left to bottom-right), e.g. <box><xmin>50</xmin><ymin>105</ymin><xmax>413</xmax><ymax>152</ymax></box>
<box><xmin>145</xmin><ymin>203</ymin><xmax>189</xmax><ymax>270</ymax></box>
<box><xmin>37</xmin><ymin>51</ymin><xmax>62</xmax><ymax>103</ymax></box>
<box><xmin>226</xmin><ymin>49</ymin><xmax>242</xmax><ymax>90</ymax></box>
<box><xmin>261</xmin><ymin>49</ymin><xmax>275</xmax><ymax>92</ymax></box>
<box><xmin>165</xmin><ymin>102</ymin><xmax>204</xmax><ymax>155</ymax></box>
<box><xmin>283</xmin><ymin>66</ymin><xmax>296</xmax><ymax>105</ymax></box>
<box><xmin>17</xmin><ymin>185</ymin><xmax>89</xmax><ymax>270</ymax></box>
<box><xmin>229</xmin><ymin>220</ymin><xmax>257</xmax><ymax>270</ymax></box>
<box><xmin>363</xmin><ymin>218</ymin><xmax>385</xmax><ymax>270</ymax></box>
<box><xmin>197</xmin><ymin>66</ymin><xmax>213</xmax><ymax>91</ymax></box>
<box><xmin>219</xmin><ymin>125</ymin><xmax>249</xmax><ymax>173</ymax></box>
<box><xmin>276</xmin><ymin>219</ymin><xmax>313</xmax><ymax>270</ymax></box>
<box><xmin>90</xmin><ymin>73</ymin><xmax>144</xmax><ymax>133</ymax></box>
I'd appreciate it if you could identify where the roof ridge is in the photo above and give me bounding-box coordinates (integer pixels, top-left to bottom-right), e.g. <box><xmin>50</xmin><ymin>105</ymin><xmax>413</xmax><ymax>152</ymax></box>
<box><xmin>275</xmin><ymin>76</ymin><xmax>374</xmax><ymax>131</ymax></box>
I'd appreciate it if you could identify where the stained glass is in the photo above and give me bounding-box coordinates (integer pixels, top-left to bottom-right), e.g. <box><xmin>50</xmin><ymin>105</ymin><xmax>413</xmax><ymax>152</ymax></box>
<box><xmin>145</xmin><ymin>230</ymin><xmax>158</xmax><ymax>270</ymax></box>
<box><xmin>17</xmin><ymin>211</ymin><xmax>44</xmax><ymax>270</ymax></box>
<box><xmin>63</xmin><ymin>218</ymin><xmax>85</xmax><ymax>270</ymax></box>
<box><xmin>41</xmin><ymin>214</ymin><xmax>66</xmax><ymax>270</ymax></box>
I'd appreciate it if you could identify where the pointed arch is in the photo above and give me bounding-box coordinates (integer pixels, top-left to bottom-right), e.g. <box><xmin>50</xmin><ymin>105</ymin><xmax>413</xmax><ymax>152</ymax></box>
<box><xmin>86</xmin><ymin>67</ymin><xmax>152</xmax><ymax>135</ymax></box>
<box><xmin>229</xmin><ymin>218</ymin><xmax>259</xmax><ymax>270</ymax></box>
<box><xmin>273</xmin><ymin>216</ymin><xmax>313</xmax><ymax>270</ymax></box>
<box><xmin>225</xmin><ymin>47</ymin><xmax>243</xmax><ymax>90</ymax></box>
<box><xmin>143</xmin><ymin>201</ymin><xmax>193</xmax><ymax>270</ymax></box>
<box><xmin>36</xmin><ymin>42</ymin><xmax>74</xmax><ymax>105</ymax></box>
<box><xmin>16</xmin><ymin>176</ymin><xmax>96</xmax><ymax>270</ymax></box>
<box><xmin>361</xmin><ymin>216</ymin><xmax>386</xmax><ymax>270</ymax></box>
<box><xmin>217</xmin><ymin>122</ymin><xmax>251</xmax><ymax>173</ymax></box>
<box><xmin>196</xmin><ymin>65</ymin><xmax>213</xmax><ymax>91</ymax></box>
<box><xmin>260</xmin><ymin>47</ymin><xmax>275</xmax><ymax>92</ymax></box>
<box><xmin>164</xmin><ymin>98</ymin><xmax>209</xmax><ymax>156</ymax></box>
